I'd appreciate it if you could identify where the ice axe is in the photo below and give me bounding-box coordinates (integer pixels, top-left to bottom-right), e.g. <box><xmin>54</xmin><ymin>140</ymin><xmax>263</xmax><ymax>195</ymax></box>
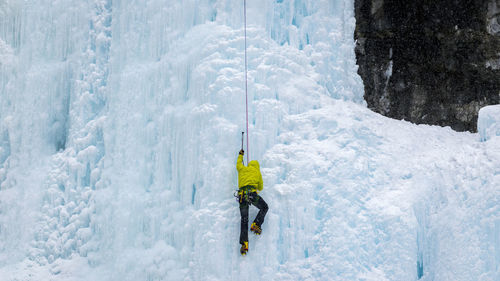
<box><xmin>241</xmin><ymin>131</ymin><xmax>245</xmax><ymax>165</ymax></box>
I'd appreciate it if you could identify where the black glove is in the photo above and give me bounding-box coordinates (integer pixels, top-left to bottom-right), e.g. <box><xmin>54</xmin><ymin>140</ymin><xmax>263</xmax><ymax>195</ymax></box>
<box><xmin>239</xmin><ymin>149</ymin><xmax>244</xmax><ymax>155</ymax></box>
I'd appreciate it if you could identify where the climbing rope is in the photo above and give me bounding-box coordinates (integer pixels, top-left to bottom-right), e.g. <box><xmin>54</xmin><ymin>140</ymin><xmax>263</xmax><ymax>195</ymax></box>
<box><xmin>244</xmin><ymin>0</ymin><xmax>249</xmax><ymax>164</ymax></box>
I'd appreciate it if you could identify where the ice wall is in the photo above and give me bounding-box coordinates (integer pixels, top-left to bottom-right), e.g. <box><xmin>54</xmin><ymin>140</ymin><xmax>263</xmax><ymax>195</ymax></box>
<box><xmin>0</xmin><ymin>1</ymin><xmax>498</xmax><ymax>281</ymax></box>
<box><xmin>0</xmin><ymin>0</ymin><xmax>361</xmax><ymax>277</ymax></box>
<box><xmin>478</xmin><ymin>105</ymin><xmax>500</xmax><ymax>142</ymax></box>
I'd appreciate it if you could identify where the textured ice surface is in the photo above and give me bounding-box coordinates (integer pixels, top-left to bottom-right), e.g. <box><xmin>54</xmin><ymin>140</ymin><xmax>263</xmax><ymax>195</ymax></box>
<box><xmin>478</xmin><ymin>105</ymin><xmax>500</xmax><ymax>142</ymax></box>
<box><xmin>0</xmin><ymin>1</ymin><xmax>499</xmax><ymax>281</ymax></box>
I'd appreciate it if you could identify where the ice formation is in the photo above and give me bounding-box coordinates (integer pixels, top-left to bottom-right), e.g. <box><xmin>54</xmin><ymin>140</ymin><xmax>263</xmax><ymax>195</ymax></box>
<box><xmin>478</xmin><ymin>105</ymin><xmax>500</xmax><ymax>142</ymax></box>
<box><xmin>0</xmin><ymin>1</ymin><xmax>498</xmax><ymax>280</ymax></box>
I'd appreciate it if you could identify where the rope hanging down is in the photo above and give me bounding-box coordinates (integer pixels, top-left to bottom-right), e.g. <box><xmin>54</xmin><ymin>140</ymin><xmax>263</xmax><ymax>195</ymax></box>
<box><xmin>244</xmin><ymin>0</ymin><xmax>249</xmax><ymax>164</ymax></box>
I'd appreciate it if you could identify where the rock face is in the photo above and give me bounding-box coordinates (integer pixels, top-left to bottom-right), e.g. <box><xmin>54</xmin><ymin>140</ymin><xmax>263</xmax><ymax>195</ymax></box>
<box><xmin>354</xmin><ymin>0</ymin><xmax>500</xmax><ymax>132</ymax></box>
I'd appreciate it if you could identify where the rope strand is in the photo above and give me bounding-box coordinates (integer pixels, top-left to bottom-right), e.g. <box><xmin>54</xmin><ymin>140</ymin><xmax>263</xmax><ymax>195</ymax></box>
<box><xmin>244</xmin><ymin>0</ymin><xmax>249</xmax><ymax>164</ymax></box>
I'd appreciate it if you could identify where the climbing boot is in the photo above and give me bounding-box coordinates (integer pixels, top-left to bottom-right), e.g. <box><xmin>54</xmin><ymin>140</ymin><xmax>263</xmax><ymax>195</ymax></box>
<box><xmin>250</xmin><ymin>222</ymin><xmax>262</xmax><ymax>235</ymax></box>
<box><xmin>240</xmin><ymin>241</ymin><xmax>248</xmax><ymax>256</ymax></box>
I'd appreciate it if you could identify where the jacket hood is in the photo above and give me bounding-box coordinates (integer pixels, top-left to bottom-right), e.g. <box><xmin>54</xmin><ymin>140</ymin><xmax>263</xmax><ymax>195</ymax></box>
<box><xmin>248</xmin><ymin>160</ymin><xmax>260</xmax><ymax>170</ymax></box>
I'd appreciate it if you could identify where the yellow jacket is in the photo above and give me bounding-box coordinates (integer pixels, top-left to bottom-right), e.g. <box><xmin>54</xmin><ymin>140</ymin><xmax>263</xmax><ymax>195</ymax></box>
<box><xmin>236</xmin><ymin>154</ymin><xmax>263</xmax><ymax>192</ymax></box>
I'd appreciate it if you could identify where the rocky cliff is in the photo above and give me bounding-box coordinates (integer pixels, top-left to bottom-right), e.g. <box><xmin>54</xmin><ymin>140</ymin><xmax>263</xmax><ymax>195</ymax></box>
<box><xmin>354</xmin><ymin>0</ymin><xmax>500</xmax><ymax>132</ymax></box>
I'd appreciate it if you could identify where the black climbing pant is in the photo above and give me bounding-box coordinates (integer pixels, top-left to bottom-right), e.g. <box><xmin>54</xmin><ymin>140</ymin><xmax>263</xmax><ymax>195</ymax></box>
<box><xmin>239</xmin><ymin>191</ymin><xmax>268</xmax><ymax>245</ymax></box>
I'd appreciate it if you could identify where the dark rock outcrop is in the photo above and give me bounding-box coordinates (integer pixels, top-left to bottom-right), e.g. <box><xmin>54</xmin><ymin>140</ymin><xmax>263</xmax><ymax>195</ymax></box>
<box><xmin>354</xmin><ymin>0</ymin><xmax>500</xmax><ymax>132</ymax></box>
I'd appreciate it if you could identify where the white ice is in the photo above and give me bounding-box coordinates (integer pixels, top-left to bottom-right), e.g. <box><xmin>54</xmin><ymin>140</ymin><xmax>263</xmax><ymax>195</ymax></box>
<box><xmin>478</xmin><ymin>105</ymin><xmax>500</xmax><ymax>142</ymax></box>
<box><xmin>0</xmin><ymin>1</ymin><xmax>499</xmax><ymax>281</ymax></box>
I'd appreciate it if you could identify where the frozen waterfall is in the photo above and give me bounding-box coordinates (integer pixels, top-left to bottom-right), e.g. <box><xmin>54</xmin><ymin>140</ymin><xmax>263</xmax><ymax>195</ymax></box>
<box><xmin>0</xmin><ymin>1</ymin><xmax>498</xmax><ymax>280</ymax></box>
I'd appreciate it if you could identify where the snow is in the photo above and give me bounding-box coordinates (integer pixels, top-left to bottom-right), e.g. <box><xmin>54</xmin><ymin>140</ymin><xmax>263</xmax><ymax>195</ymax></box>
<box><xmin>486</xmin><ymin>57</ymin><xmax>500</xmax><ymax>70</ymax></box>
<box><xmin>487</xmin><ymin>0</ymin><xmax>500</xmax><ymax>35</ymax></box>
<box><xmin>0</xmin><ymin>1</ymin><xmax>499</xmax><ymax>281</ymax></box>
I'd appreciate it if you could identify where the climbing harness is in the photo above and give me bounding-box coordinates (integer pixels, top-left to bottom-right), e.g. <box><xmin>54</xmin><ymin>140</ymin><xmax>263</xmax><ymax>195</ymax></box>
<box><xmin>234</xmin><ymin>185</ymin><xmax>255</xmax><ymax>204</ymax></box>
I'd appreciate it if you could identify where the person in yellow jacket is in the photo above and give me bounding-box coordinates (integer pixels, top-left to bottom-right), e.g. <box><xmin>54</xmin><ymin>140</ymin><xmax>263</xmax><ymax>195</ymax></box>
<box><xmin>236</xmin><ymin>149</ymin><xmax>268</xmax><ymax>256</ymax></box>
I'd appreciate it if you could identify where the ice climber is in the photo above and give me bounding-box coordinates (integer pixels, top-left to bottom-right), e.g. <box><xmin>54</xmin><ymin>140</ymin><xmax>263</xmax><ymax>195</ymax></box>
<box><xmin>236</xmin><ymin>149</ymin><xmax>268</xmax><ymax>256</ymax></box>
